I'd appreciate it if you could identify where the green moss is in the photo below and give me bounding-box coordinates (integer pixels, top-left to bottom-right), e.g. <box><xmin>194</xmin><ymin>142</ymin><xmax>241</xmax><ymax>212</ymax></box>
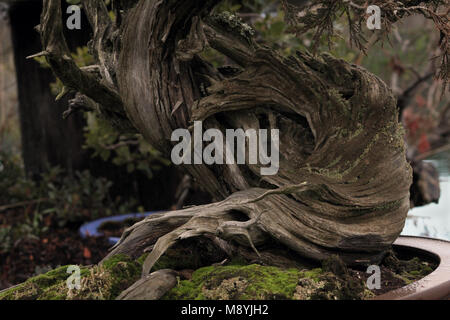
<box><xmin>101</xmin><ymin>255</ymin><xmax>141</xmax><ymax>299</ymax></box>
<box><xmin>0</xmin><ymin>264</ymin><xmax>92</xmax><ymax>300</ymax></box>
<box><xmin>136</xmin><ymin>253</ymin><xmax>149</xmax><ymax>266</ymax></box>
<box><xmin>398</xmin><ymin>257</ymin><xmax>435</xmax><ymax>282</ymax></box>
<box><xmin>1</xmin><ymin>250</ymin><xmax>436</xmax><ymax>300</ymax></box>
<box><xmin>382</xmin><ymin>251</ymin><xmax>436</xmax><ymax>286</ymax></box>
<box><xmin>102</xmin><ymin>253</ymin><xmax>132</xmax><ymax>270</ymax></box>
<box><xmin>315</xmin><ymin>167</ymin><xmax>344</xmax><ymax>180</ymax></box>
<box><xmin>164</xmin><ymin>264</ymin><xmax>301</xmax><ymax>300</ymax></box>
<box><xmin>212</xmin><ymin>11</ymin><xmax>255</xmax><ymax>41</ymax></box>
<box><xmin>152</xmin><ymin>255</ymin><xmax>186</xmax><ymax>271</ymax></box>
<box><xmin>300</xmin><ymin>268</ymin><xmax>323</xmax><ymax>282</ymax></box>
<box><xmin>337</xmin><ymin>123</ymin><xmax>363</xmax><ymax>141</ymax></box>
<box><xmin>30</xmin><ymin>265</ymin><xmax>70</xmax><ymax>287</ymax></box>
<box><xmin>321</xmin><ymin>120</ymin><xmax>404</xmax><ymax>183</ymax></box>
<box><xmin>327</xmin><ymin>88</ymin><xmax>351</xmax><ymax>116</ymax></box>
<box><xmin>0</xmin><ymin>283</ymin><xmax>31</xmax><ymax>300</ymax></box>
<box><xmin>162</xmin><ymin>261</ymin><xmax>372</xmax><ymax>301</ymax></box>
<box><xmin>0</xmin><ymin>254</ymin><xmax>142</xmax><ymax>300</ymax></box>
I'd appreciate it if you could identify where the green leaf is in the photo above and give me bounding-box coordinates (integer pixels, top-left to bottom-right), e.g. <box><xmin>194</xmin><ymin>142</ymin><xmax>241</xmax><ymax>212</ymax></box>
<box><xmin>126</xmin><ymin>163</ymin><xmax>135</xmax><ymax>173</ymax></box>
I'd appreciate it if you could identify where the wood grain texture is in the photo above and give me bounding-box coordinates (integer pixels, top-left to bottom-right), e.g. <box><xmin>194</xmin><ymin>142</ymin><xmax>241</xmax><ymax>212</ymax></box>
<box><xmin>40</xmin><ymin>0</ymin><xmax>413</xmax><ymax>298</ymax></box>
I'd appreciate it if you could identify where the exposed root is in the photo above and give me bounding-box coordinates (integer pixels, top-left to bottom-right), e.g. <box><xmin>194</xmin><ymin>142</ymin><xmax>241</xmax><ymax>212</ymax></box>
<box><xmin>243</xmin><ymin>182</ymin><xmax>310</xmax><ymax>204</ymax></box>
<box><xmin>111</xmin><ymin>183</ymin><xmax>311</xmax><ymax>275</ymax></box>
<box><xmin>116</xmin><ymin>269</ymin><xmax>178</xmax><ymax>300</ymax></box>
<box><xmin>141</xmin><ymin>213</ymin><xmax>231</xmax><ymax>275</ymax></box>
<box><xmin>216</xmin><ymin>209</ymin><xmax>269</xmax><ymax>257</ymax></box>
<box><xmin>105</xmin><ymin>209</ymin><xmax>200</xmax><ymax>258</ymax></box>
<box><xmin>110</xmin><ymin>179</ymin><xmax>400</xmax><ymax>285</ymax></box>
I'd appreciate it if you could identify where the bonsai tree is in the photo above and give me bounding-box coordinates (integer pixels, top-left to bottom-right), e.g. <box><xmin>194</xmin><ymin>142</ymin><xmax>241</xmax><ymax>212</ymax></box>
<box><xmin>35</xmin><ymin>0</ymin><xmax>448</xmax><ymax>298</ymax></box>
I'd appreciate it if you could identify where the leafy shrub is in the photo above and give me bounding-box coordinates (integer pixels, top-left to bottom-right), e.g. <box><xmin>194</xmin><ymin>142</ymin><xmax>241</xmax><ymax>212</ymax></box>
<box><xmin>34</xmin><ymin>46</ymin><xmax>170</xmax><ymax>179</ymax></box>
<box><xmin>0</xmin><ymin>152</ymin><xmax>141</xmax><ymax>253</ymax></box>
<box><xmin>39</xmin><ymin>167</ymin><xmax>139</xmax><ymax>226</ymax></box>
<box><xmin>83</xmin><ymin>114</ymin><xmax>170</xmax><ymax>179</ymax></box>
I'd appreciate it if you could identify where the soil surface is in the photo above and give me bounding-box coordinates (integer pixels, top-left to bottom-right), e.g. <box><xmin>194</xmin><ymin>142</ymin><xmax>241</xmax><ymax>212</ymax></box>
<box><xmin>159</xmin><ymin>245</ymin><xmax>437</xmax><ymax>300</ymax></box>
<box><xmin>0</xmin><ymin>211</ymin><xmax>438</xmax><ymax>299</ymax></box>
<box><xmin>97</xmin><ymin>218</ymin><xmax>142</xmax><ymax>238</ymax></box>
<box><xmin>0</xmin><ymin>208</ymin><xmax>112</xmax><ymax>290</ymax></box>
<box><xmin>95</xmin><ymin>219</ymin><xmax>437</xmax><ymax>296</ymax></box>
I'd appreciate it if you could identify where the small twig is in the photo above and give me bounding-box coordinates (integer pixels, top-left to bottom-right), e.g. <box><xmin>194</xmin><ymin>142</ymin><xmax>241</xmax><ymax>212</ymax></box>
<box><xmin>244</xmin><ymin>182</ymin><xmax>309</xmax><ymax>205</ymax></box>
<box><xmin>414</xmin><ymin>143</ymin><xmax>450</xmax><ymax>161</ymax></box>
<box><xmin>25</xmin><ymin>51</ymin><xmax>49</xmax><ymax>59</ymax></box>
<box><xmin>0</xmin><ymin>198</ymin><xmax>49</xmax><ymax>213</ymax></box>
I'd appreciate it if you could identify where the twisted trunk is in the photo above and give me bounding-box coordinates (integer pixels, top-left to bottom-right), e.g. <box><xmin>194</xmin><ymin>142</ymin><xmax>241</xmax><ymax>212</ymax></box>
<box><xmin>39</xmin><ymin>0</ymin><xmax>412</xmax><ymax>298</ymax></box>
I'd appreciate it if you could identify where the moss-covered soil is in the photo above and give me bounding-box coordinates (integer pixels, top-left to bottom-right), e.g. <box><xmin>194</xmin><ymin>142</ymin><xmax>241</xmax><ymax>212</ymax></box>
<box><xmin>0</xmin><ymin>249</ymin><xmax>436</xmax><ymax>300</ymax></box>
<box><xmin>0</xmin><ymin>254</ymin><xmax>141</xmax><ymax>300</ymax></box>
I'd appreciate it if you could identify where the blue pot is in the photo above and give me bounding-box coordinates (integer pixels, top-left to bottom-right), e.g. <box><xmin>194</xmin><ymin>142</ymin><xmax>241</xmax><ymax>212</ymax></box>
<box><xmin>79</xmin><ymin>212</ymin><xmax>162</xmax><ymax>245</ymax></box>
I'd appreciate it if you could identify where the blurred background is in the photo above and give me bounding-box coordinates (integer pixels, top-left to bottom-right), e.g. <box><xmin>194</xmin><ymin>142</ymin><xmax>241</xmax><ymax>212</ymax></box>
<box><xmin>0</xmin><ymin>0</ymin><xmax>448</xmax><ymax>290</ymax></box>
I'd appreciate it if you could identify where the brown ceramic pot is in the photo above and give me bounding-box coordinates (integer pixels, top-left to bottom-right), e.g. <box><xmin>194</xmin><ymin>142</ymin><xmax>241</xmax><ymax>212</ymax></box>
<box><xmin>375</xmin><ymin>236</ymin><xmax>450</xmax><ymax>300</ymax></box>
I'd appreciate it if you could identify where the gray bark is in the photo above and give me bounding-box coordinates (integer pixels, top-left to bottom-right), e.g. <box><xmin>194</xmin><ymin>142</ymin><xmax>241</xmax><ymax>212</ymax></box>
<box><xmin>38</xmin><ymin>0</ymin><xmax>412</xmax><ymax>298</ymax></box>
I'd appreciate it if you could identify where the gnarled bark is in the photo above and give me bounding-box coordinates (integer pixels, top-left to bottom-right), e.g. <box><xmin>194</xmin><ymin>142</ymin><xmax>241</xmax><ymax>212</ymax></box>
<box><xmin>39</xmin><ymin>0</ymin><xmax>412</xmax><ymax>298</ymax></box>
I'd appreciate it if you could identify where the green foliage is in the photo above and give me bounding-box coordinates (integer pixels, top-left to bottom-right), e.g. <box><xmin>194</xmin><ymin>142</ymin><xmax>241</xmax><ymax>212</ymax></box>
<box><xmin>204</xmin><ymin>0</ymin><xmax>352</xmax><ymax>63</ymax></box>
<box><xmin>39</xmin><ymin>167</ymin><xmax>138</xmax><ymax>225</ymax></box>
<box><xmin>281</xmin><ymin>0</ymin><xmax>448</xmax><ymax>85</ymax></box>
<box><xmin>202</xmin><ymin>1</ymin><xmax>304</xmax><ymax>66</ymax></box>
<box><xmin>206</xmin><ymin>0</ymin><xmax>448</xmax><ymax>108</ymax></box>
<box><xmin>84</xmin><ymin>113</ymin><xmax>170</xmax><ymax>178</ymax></box>
<box><xmin>34</xmin><ymin>45</ymin><xmax>170</xmax><ymax>179</ymax></box>
<box><xmin>0</xmin><ymin>152</ymin><xmax>30</xmax><ymax>203</ymax></box>
<box><xmin>253</xmin><ymin>9</ymin><xmax>303</xmax><ymax>55</ymax></box>
<box><xmin>0</xmin><ymin>152</ymin><xmax>139</xmax><ymax>254</ymax></box>
<box><xmin>34</xmin><ymin>46</ymin><xmax>93</xmax><ymax>97</ymax></box>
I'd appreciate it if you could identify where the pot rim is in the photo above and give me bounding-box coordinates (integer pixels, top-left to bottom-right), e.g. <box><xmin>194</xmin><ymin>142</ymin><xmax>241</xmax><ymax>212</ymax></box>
<box><xmin>375</xmin><ymin>235</ymin><xmax>450</xmax><ymax>300</ymax></box>
<box><xmin>79</xmin><ymin>211</ymin><xmax>162</xmax><ymax>245</ymax></box>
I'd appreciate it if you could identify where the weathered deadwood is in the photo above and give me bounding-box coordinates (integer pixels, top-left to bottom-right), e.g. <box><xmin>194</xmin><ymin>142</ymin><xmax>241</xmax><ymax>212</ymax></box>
<box><xmin>41</xmin><ymin>0</ymin><xmax>413</xmax><ymax>299</ymax></box>
<box><xmin>116</xmin><ymin>269</ymin><xmax>178</xmax><ymax>300</ymax></box>
<box><xmin>39</xmin><ymin>0</ymin><xmax>135</xmax><ymax>133</ymax></box>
